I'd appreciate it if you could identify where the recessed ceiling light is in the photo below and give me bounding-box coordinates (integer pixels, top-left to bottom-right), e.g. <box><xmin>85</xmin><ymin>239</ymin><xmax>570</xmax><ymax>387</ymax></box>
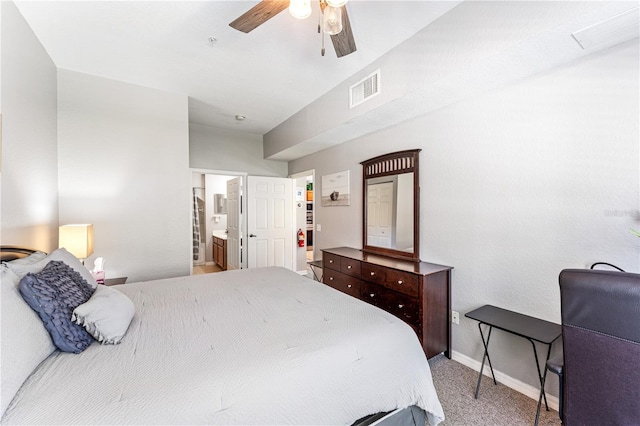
<box><xmin>235</xmin><ymin>115</ymin><xmax>246</xmax><ymax>121</ymax></box>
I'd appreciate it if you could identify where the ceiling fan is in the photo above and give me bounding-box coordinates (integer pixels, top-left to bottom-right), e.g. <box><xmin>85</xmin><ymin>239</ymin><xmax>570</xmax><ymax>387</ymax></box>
<box><xmin>229</xmin><ymin>0</ymin><xmax>357</xmax><ymax>58</ymax></box>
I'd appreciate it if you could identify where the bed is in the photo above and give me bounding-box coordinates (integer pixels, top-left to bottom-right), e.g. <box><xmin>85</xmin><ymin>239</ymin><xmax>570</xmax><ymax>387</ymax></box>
<box><xmin>1</xmin><ymin>246</ymin><xmax>445</xmax><ymax>425</ymax></box>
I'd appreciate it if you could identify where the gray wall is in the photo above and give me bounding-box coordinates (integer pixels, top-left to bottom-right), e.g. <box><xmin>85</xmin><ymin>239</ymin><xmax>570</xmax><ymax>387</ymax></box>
<box><xmin>190</xmin><ymin>123</ymin><xmax>287</xmax><ymax>177</ymax></box>
<box><xmin>289</xmin><ymin>39</ymin><xmax>640</xmax><ymax>395</ymax></box>
<box><xmin>58</xmin><ymin>70</ymin><xmax>191</xmax><ymax>282</ymax></box>
<box><xmin>1</xmin><ymin>1</ymin><xmax>58</xmax><ymax>252</ymax></box>
<box><xmin>265</xmin><ymin>1</ymin><xmax>615</xmax><ymax>161</ymax></box>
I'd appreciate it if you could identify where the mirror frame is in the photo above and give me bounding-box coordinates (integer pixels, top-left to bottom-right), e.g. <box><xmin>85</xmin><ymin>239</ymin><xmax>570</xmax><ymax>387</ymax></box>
<box><xmin>361</xmin><ymin>149</ymin><xmax>421</xmax><ymax>262</ymax></box>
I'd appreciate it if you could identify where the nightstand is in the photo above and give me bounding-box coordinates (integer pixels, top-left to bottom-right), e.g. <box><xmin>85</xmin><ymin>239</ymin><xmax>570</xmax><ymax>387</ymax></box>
<box><xmin>104</xmin><ymin>277</ymin><xmax>128</xmax><ymax>286</ymax></box>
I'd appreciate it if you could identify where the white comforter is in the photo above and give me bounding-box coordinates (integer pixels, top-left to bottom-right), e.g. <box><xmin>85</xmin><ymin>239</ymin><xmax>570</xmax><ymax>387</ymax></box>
<box><xmin>3</xmin><ymin>267</ymin><xmax>444</xmax><ymax>425</ymax></box>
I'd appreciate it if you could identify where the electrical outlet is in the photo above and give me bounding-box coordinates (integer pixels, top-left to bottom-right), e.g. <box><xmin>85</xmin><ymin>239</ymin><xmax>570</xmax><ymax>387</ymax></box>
<box><xmin>451</xmin><ymin>311</ymin><xmax>460</xmax><ymax>325</ymax></box>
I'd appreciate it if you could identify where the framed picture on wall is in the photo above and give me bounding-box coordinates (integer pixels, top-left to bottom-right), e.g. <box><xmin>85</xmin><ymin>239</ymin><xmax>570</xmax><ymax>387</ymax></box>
<box><xmin>321</xmin><ymin>170</ymin><xmax>350</xmax><ymax>206</ymax></box>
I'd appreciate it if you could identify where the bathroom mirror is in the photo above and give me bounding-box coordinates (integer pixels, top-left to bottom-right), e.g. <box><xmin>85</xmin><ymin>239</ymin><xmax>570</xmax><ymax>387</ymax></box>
<box><xmin>214</xmin><ymin>193</ymin><xmax>227</xmax><ymax>214</ymax></box>
<box><xmin>361</xmin><ymin>149</ymin><xmax>420</xmax><ymax>262</ymax></box>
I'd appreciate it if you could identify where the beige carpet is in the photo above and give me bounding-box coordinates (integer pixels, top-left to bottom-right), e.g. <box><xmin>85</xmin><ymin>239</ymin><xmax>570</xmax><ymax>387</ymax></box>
<box><xmin>428</xmin><ymin>354</ymin><xmax>561</xmax><ymax>426</ymax></box>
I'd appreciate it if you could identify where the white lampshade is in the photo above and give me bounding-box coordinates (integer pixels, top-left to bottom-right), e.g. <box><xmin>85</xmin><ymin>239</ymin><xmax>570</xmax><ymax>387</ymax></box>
<box><xmin>59</xmin><ymin>224</ymin><xmax>94</xmax><ymax>259</ymax></box>
<box><xmin>289</xmin><ymin>0</ymin><xmax>312</xmax><ymax>19</ymax></box>
<box><xmin>324</xmin><ymin>5</ymin><xmax>342</xmax><ymax>35</ymax></box>
<box><xmin>326</xmin><ymin>0</ymin><xmax>347</xmax><ymax>7</ymax></box>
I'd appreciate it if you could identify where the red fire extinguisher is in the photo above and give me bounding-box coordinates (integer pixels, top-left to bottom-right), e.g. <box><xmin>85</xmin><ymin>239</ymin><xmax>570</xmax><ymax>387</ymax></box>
<box><xmin>297</xmin><ymin>228</ymin><xmax>305</xmax><ymax>248</ymax></box>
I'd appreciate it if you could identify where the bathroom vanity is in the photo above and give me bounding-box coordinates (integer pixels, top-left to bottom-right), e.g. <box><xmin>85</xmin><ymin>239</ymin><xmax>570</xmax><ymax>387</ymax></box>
<box><xmin>212</xmin><ymin>231</ymin><xmax>227</xmax><ymax>270</ymax></box>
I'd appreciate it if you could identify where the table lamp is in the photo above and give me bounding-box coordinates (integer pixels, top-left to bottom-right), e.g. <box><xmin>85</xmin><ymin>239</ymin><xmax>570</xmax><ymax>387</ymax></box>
<box><xmin>59</xmin><ymin>224</ymin><xmax>94</xmax><ymax>263</ymax></box>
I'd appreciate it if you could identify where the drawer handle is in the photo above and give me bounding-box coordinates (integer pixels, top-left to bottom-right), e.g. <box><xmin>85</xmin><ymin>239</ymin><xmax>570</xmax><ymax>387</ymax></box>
<box><xmin>329</xmin><ymin>260</ymin><xmax>334</xmax><ymax>263</ymax></box>
<box><xmin>398</xmin><ymin>304</ymin><xmax>404</xmax><ymax>309</ymax></box>
<box><xmin>369</xmin><ymin>293</ymin><xmax>375</xmax><ymax>298</ymax></box>
<box><xmin>347</xmin><ymin>284</ymin><xmax>352</xmax><ymax>288</ymax></box>
<box><xmin>370</xmin><ymin>272</ymin><xmax>375</xmax><ymax>276</ymax></box>
<box><xmin>398</xmin><ymin>280</ymin><xmax>403</xmax><ymax>285</ymax></box>
<box><xmin>329</xmin><ymin>277</ymin><xmax>334</xmax><ymax>281</ymax></box>
<box><xmin>347</xmin><ymin>265</ymin><xmax>352</xmax><ymax>269</ymax></box>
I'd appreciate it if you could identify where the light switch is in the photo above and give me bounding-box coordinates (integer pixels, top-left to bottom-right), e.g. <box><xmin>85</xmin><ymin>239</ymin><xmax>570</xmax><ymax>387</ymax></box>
<box><xmin>317</xmin><ymin>224</ymin><xmax>322</xmax><ymax>232</ymax></box>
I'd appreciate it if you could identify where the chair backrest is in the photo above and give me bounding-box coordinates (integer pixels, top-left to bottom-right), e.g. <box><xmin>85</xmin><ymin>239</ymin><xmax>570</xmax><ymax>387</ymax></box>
<box><xmin>559</xmin><ymin>269</ymin><xmax>640</xmax><ymax>425</ymax></box>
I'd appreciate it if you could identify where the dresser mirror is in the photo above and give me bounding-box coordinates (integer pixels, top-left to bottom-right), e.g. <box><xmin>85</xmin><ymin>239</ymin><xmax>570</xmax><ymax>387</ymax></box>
<box><xmin>361</xmin><ymin>149</ymin><xmax>421</xmax><ymax>262</ymax></box>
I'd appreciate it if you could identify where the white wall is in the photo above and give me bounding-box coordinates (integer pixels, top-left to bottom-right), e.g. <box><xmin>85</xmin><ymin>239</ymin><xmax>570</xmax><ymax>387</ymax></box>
<box><xmin>190</xmin><ymin>123</ymin><xmax>287</xmax><ymax>177</ymax></box>
<box><xmin>289</xmin><ymin>39</ymin><xmax>640</xmax><ymax>394</ymax></box>
<box><xmin>57</xmin><ymin>70</ymin><xmax>190</xmax><ymax>282</ymax></box>
<box><xmin>0</xmin><ymin>1</ymin><xmax>58</xmax><ymax>252</ymax></box>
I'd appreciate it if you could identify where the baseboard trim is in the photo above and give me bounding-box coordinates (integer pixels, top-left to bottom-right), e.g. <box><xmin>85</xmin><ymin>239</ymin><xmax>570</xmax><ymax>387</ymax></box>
<box><xmin>450</xmin><ymin>350</ymin><xmax>559</xmax><ymax>411</ymax></box>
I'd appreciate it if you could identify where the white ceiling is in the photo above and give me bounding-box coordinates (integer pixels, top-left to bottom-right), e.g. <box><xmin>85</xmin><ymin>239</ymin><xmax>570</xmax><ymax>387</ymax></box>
<box><xmin>14</xmin><ymin>0</ymin><xmax>461</xmax><ymax>134</ymax></box>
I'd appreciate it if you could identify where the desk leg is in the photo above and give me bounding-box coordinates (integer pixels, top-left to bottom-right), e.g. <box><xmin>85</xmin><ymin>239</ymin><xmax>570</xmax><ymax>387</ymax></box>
<box><xmin>474</xmin><ymin>324</ymin><xmax>497</xmax><ymax>399</ymax></box>
<box><xmin>309</xmin><ymin>266</ymin><xmax>322</xmax><ymax>282</ymax></box>
<box><xmin>534</xmin><ymin>343</ymin><xmax>554</xmax><ymax>425</ymax></box>
<box><xmin>529</xmin><ymin>340</ymin><xmax>552</xmax><ymax>410</ymax></box>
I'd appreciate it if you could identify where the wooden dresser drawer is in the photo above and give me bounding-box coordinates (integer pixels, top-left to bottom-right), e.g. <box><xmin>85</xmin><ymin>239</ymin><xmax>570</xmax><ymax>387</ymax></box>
<box><xmin>340</xmin><ymin>257</ymin><xmax>361</xmax><ymax>277</ymax></box>
<box><xmin>362</xmin><ymin>283</ymin><xmax>420</xmax><ymax>330</ymax></box>
<box><xmin>323</xmin><ymin>269</ymin><xmax>362</xmax><ymax>298</ymax></box>
<box><xmin>385</xmin><ymin>269</ymin><xmax>420</xmax><ymax>297</ymax></box>
<box><xmin>361</xmin><ymin>263</ymin><xmax>387</xmax><ymax>285</ymax></box>
<box><xmin>323</xmin><ymin>253</ymin><xmax>342</xmax><ymax>271</ymax></box>
<box><xmin>361</xmin><ymin>282</ymin><xmax>382</xmax><ymax>307</ymax></box>
<box><xmin>384</xmin><ymin>294</ymin><xmax>420</xmax><ymax>329</ymax></box>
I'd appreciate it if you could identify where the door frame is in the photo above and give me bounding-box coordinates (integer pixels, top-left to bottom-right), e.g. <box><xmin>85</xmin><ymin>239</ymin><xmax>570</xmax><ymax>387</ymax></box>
<box><xmin>289</xmin><ymin>169</ymin><xmax>316</xmax><ymax>272</ymax></box>
<box><xmin>188</xmin><ymin>168</ymin><xmax>247</xmax><ymax>274</ymax></box>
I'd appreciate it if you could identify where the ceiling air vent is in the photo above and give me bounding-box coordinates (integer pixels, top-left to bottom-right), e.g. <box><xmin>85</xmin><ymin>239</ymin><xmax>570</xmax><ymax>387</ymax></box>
<box><xmin>350</xmin><ymin>70</ymin><xmax>380</xmax><ymax>109</ymax></box>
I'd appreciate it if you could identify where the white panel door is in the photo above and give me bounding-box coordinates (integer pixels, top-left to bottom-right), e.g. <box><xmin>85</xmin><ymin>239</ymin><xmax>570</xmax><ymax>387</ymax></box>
<box><xmin>367</xmin><ymin>181</ymin><xmax>394</xmax><ymax>248</ymax></box>
<box><xmin>247</xmin><ymin>176</ymin><xmax>294</xmax><ymax>270</ymax></box>
<box><xmin>226</xmin><ymin>177</ymin><xmax>242</xmax><ymax>270</ymax></box>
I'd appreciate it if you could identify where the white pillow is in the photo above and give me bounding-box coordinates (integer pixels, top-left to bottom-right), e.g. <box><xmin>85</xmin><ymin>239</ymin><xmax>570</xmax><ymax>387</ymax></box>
<box><xmin>0</xmin><ymin>265</ymin><xmax>56</xmax><ymax>416</ymax></box>
<box><xmin>72</xmin><ymin>285</ymin><xmax>135</xmax><ymax>345</ymax></box>
<box><xmin>3</xmin><ymin>251</ymin><xmax>47</xmax><ymax>266</ymax></box>
<box><xmin>7</xmin><ymin>248</ymin><xmax>97</xmax><ymax>289</ymax></box>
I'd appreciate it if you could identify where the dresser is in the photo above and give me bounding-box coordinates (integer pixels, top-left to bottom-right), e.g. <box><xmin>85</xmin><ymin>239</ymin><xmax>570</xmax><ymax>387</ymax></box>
<box><xmin>322</xmin><ymin>247</ymin><xmax>453</xmax><ymax>359</ymax></box>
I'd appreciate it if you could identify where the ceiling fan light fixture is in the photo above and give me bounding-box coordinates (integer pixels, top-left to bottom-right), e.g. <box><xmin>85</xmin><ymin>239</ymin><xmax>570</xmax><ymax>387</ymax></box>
<box><xmin>326</xmin><ymin>0</ymin><xmax>347</xmax><ymax>7</ymax></box>
<box><xmin>289</xmin><ymin>0</ymin><xmax>312</xmax><ymax>20</ymax></box>
<box><xmin>323</xmin><ymin>5</ymin><xmax>342</xmax><ymax>35</ymax></box>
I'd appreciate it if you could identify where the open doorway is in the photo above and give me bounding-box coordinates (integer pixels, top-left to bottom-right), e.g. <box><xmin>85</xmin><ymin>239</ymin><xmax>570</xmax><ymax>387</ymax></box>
<box><xmin>191</xmin><ymin>171</ymin><xmax>239</xmax><ymax>275</ymax></box>
<box><xmin>290</xmin><ymin>170</ymin><xmax>315</xmax><ymax>275</ymax></box>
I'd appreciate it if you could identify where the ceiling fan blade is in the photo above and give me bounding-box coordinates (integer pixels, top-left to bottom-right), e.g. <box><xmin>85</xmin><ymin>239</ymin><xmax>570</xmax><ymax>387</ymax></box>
<box><xmin>330</xmin><ymin>5</ymin><xmax>356</xmax><ymax>57</ymax></box>
<box><xmin>229</xmin><ymin>0</ymin><xmax>290</xmax><ymax>33</ymax></box>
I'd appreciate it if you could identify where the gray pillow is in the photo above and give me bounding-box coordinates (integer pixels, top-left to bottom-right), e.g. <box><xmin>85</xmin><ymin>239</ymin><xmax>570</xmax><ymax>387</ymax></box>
<box><xmin>8</xmin><ymin>248</ymin><xmax>98</xmax><ymax>289</ymax></box>
<box><xmin>19</xmin><ymin>261</ymin><xmax>95</xmax><ymax>353</ymax></box>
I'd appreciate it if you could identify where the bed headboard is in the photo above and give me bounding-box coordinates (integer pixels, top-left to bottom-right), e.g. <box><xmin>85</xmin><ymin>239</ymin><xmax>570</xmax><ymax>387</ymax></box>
<box><xmin>1</xmin><ymin>246</ymin><xmax>39</xmax><ymax>263</ymax></box>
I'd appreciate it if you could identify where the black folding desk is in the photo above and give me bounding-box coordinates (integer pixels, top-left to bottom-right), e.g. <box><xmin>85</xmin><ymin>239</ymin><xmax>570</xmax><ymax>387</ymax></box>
<box><xmin>308</xmin><ymin>260</ymin><xmax>323</xmax><ymax>281</ymax></box>
<box><xmin>465</xmin><ymin>305</ymin><xmax>561</xmax><ymax>424</ymax></box>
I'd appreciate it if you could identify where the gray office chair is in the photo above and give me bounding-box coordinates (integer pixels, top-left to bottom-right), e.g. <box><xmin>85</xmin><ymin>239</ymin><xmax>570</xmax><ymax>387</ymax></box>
<box><xmin>545</xmin><ymin>268</ymin><xmax>640</xmax><ymax>424</ymax></box>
